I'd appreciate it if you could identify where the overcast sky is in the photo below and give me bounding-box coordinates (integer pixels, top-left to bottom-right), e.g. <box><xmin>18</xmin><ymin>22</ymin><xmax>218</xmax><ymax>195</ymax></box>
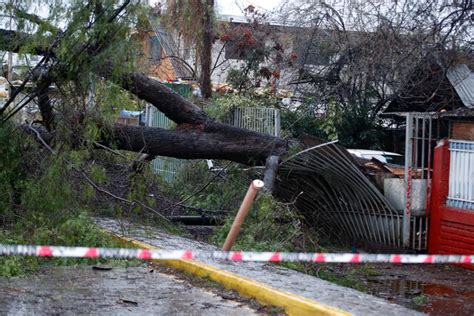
<box><xmin>215</xmin><ymin>0</ymin><xmax>283</xmax><ymax>16</ymax></box>
<box><xmin>148</xmin><ymin>0</ymin><xmax>284</xmax><ymax>17</ymax></box>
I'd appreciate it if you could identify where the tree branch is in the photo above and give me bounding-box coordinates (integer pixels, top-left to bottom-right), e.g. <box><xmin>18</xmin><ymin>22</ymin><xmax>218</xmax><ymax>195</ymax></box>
<box><xmin>26</xmin><ymin>123</ymin><xmax>170</xmax><ymax>223</ymax></box>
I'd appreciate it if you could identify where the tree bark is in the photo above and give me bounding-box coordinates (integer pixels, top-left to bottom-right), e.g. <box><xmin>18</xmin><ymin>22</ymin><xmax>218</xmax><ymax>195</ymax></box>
<box><xmin>199</xmin><ymin>0</ymin><xmax>214</xmax><ymax>98</ymax></box>
<box><xmin>0</xmin><ymin>29</ymin><xmax>50</xmax><ymax>57</ymax></box>
<box><xmin>112</xmin><ymin>123</ymin><xmax>286</xmax><ymax>165</ymax></box>
<box><xmin>263</xmin><ymin>155</ymin><xmax>279</xmax><ymax>193</ymax></box>
<box><xmin>37</xmin><ymin>82</ymin><xmax>54</xmax><ymax>131</ymax></box>
<box><xmin>118</xmin><ymin>72</ymin><xmax>208</xmax><ymax>125</ymax></box>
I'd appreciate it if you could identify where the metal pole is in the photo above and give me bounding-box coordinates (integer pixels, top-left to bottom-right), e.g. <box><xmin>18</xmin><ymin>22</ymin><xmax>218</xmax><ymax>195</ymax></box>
<box><xmin>425</xmin><ymin>117</ymin><xmax>433</xmax><ymax>216</ymax></box>
<box><xmin>403</xmin><ymin>113</ymin><xmax>414</xmax><ymax>248</ymax></box>
<box><xmin>421</xmin><ymin>117</ymin><xmax>426</xmax><ymax>179</ymax></box>
<box><xmin>222</xmin><ymin>180</ymin><xmax>264</xmax><ymax>251</ymax></box>
<box><xmin>274</xmin><ymin>109</ymin><xmax>281</xmax><ymax>137</ymax></box>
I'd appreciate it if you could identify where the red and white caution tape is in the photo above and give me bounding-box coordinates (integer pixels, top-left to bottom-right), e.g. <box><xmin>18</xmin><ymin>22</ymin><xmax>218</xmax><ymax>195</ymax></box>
<box><xmin>0</xmin><ymin>244</ymin><xmax>473</xmax><ymax>264</ymax></box>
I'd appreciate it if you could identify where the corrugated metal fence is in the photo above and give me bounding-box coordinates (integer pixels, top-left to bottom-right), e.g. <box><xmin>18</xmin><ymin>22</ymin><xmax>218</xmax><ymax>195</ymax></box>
<box><xmin>447</xmin><ymin>140</ymin><xmax>474</xmax><ymax>210</ymax></box>
<box><xmin>277</xmin><ymin>142</ymin><xmax>403</xmax><ymax>248</ymax></box>
<box><xmin>146</xmin><ymin>105</ymin><xmax>281</xmax><ymax>181</ymax></box>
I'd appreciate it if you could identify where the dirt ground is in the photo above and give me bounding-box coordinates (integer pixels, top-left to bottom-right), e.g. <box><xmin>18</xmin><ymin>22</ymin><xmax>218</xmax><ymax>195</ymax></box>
<box><xmin>94</xmin><ymin>160</ymin><xmax>474</xmax><ymax>315</ymax></box>
<box><xmin>183</xmin><ymin>224</ymin><xmax>474</xmax><ymax>315</ymax></box>
<box><xmin>135</xmin><ymin>218</ymin><xmax>473</xmax><ymax>315</ymax></box>
<box><xmin>183</xmin><ymin>221</ymin><xmax>473</xmax><ymax>313</ymax></box>
<box><xmin>327</xmin><ymin>262</ymin><xmax>474</xmax><ymax>315</ymax></box>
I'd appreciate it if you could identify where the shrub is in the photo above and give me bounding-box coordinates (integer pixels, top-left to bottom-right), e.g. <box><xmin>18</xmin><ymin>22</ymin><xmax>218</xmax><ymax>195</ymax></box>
<box><xmin>0</xmin><ymin>124</ymin><xmax>123</xmax><ymax>277</ymax></box>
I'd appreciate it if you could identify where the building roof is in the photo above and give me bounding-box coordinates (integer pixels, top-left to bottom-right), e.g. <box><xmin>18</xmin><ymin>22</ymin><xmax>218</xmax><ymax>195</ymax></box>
<box><xmin>384</xmin><ymin>55</ymin><xmax>473</xmax><ymax>114</ymax></box>
<box><xmin>439</xmin><ymin>107</ymin><xmax>474</xmax><ymax>119</ymax></box>
<box><xmin>447</xmin><ymin>64</ymin><xmax>474</xmax><ymax>109</ymax></box>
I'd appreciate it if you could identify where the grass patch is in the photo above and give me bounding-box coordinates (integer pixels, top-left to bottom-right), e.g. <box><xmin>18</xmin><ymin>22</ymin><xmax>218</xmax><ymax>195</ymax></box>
<box><xmin>315</xmin><ymin>266</ymin><xmax>370</xmax><ymax>292</ymax></box>
<box><xmin>160</xmin><ymin>159</ymin><xmax>385</xmax><ymax>295</ymax></box>
<box><xmin>0</xmin><ymin>124</ymin><xmax>152</xmax><ymax>277</ymax></box>
<box><xmin>412</xmin><ymin>294</ymin><xmax>429</xmax><ymax>306</ymax></box>
<box><xmin>0</xmin><ymin>213</ymin><xmax>129</xmax><ymax>277</ymax></box>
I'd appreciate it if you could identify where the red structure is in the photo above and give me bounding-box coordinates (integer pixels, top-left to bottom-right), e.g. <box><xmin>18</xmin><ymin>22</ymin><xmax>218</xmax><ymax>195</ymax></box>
<box><xmin>428</xmin><ymin>139</ymin><xmax>474</xmax><ymax>270</ymax></box>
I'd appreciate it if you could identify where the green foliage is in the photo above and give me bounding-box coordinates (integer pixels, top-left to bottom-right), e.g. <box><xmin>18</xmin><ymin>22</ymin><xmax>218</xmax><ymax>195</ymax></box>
<box><xmin>412</xmin><ymin>294</ymin><xmax>429</xmax><ymax>306</ymax></box>
<box><xmin>224</xmin><ymin>54</ymin><xmax>273</xmax><ymax>93</ymax></box>
<box><xmin>320</xmin><ymin>100</ymin><xmax>385</xmax><ymax>149</ymax></box>
<box><xmin>160</xmin><ymin>156</ymin><xmax>384</xmax><ymax>294</ymax></box>
<box><xmin>0</xmin><ymin>256</ymin><xmax>37</xmax><ymax>277</ymax></box>
<box><xmin>211</xmin><ymin>194</ymin><xmax>308</xmax><ymax>252</ymax></box>
<box><xmin>208</xmin><ymin>93</ymin><xmax>384</xmax><ymax>149</ymax></box>
<box><xmin>0</xmin><ymin>124</ymin><xmax>123</xmax><ymax>277</ymax></box>
<box><xmin>0</xmin><ymin>214</ymin><xmax>124</xmax><ymax>277</ymax></box>
<box><xmin>1</xmin><ymin>0</ymin><xmax>146</xmax><ymax>119</ymax></box>
<box><xmin>280</xmin><ymin>99</ymin><xmax>328</xmax><ymax>140</ymax></box>
<box><xmin>206</xmin><ymin>93</ymin><xmax>282</xmax><ymax>121</ymax></box>
<box><xmin>226</xmin><ymin>68</ymin><xmax>249</xmax><ymax>92</ymax></box>
<box><xmin>161</xmin><ymin>160</ymin><xmax>316</xmax><ymax>252</ymax></box>
<box><xmin>281</xmin><ymin>98</ymin><xmax>385</xmax><ymax>149</ymax></box>
<box><xmin>89</xmin><ymin>164</ymin><xmax>108</xmax><ymax>184</ymax></box>
<box><xmin>209</xmin><ymin>92</ymin><xmax>383</xmax><ymax>149</ymax></box>
<box><xmin>315</xmin><ymin>267</ymin><xmax>368</xmax><ymax>292</ymax></box>
<box><xmin>161</xmin><ymin>161</ymin><xmax>246</xmax><ymax>211</ymax></box>
<box><xmin>96</xmin><ymin>81</ymin><xmax>143</xmax><ymax>115</ymax></box>
<box><xmin>0</xmin><ymin>125</ymin><xmax>24</xmax><ymax>212</ymax></box>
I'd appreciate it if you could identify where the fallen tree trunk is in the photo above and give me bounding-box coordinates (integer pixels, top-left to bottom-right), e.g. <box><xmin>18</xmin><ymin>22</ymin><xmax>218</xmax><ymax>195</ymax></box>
<box><xmin>0</xmin><ymin>27</ymin><xmax>289</xmax><ymax>165</ymax></box>
<box><xmin>118</xmin><ymin>72</ymin><xmax>209</xmax><ymax>125</ymax></box>
<box><xmin>112</xmin><ymin>124</ymin><xmax>287</xmax><ymax>165</ymax></box>
<box><xmin>263</xmin><ymin>155</ymin><xmax>279</xmax><ymax>193</ymax></box>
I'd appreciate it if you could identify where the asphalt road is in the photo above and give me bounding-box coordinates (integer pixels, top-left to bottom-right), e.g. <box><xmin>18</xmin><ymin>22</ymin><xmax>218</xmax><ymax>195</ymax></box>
<box><xmin>0</xmin><ymin>265</ymin><xmax>259</xmax><ymax>315</ymax></box>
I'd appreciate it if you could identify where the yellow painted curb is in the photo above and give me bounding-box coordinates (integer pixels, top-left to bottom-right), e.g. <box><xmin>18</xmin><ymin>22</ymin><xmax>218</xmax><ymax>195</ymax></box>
<box><xmin>111</xmin><ymin>233</ymin><xmax>351</xmax><ymax>316</ymax></box>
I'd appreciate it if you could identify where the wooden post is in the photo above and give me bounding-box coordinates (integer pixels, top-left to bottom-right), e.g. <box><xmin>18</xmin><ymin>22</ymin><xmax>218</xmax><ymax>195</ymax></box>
<box><xmin>222</xmin><ymin>180</ymin><xmax>264</xmax><ymax>251</ymax></box>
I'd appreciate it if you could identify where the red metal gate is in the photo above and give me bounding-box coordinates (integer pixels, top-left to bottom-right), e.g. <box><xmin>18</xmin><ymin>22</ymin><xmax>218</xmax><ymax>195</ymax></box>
<box><xmin>428</xmin><ymin>139</ymin><xmax>474</xmax><ymax>270</ymax></box>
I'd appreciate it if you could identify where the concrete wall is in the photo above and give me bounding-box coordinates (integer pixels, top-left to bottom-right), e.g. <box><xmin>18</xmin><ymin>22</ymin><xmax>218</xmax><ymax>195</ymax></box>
<box><xmin>384</xmin><ymin>178</ymin><xmax>427</xmax><ymax>216</ymax></box>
